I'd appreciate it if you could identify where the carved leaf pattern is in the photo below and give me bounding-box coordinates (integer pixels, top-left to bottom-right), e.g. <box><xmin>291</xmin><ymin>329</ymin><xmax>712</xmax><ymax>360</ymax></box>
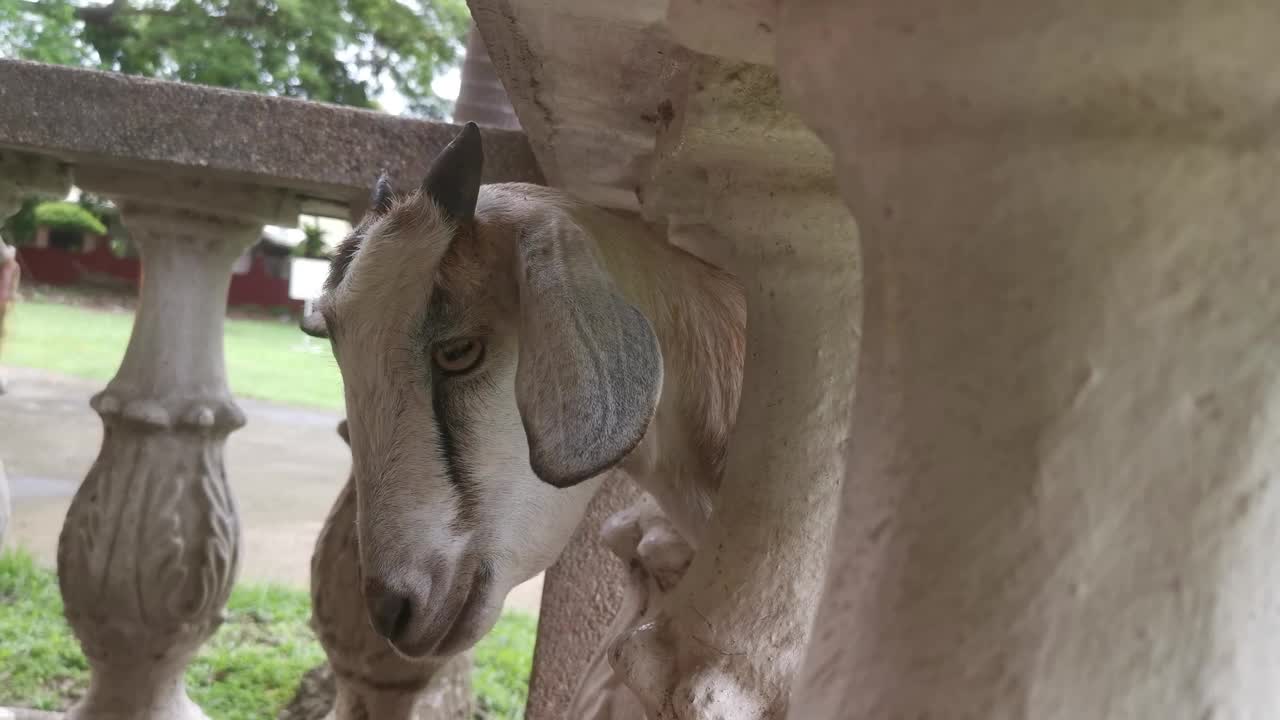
<box><xmin>199</xmin><ymin>440</ymin><xmax>238</xmax><ymax>620</ymax></box>
<box><xmin>313</xmin><ymin>481</ymin><xmax>363</xmax><ymax>655</ymax></box>
<box><xmin>58</xmin><ymin>428</ymin><xmax>144</xmax><ymax>635</ymax></box>
<box><xmin>146</xmin><ymin>446</ymin><xmax>188</xmax><ymax>623</ymax></box>
<box><xmin>59</xmin><ymin>423</ymin><xmax>240</xmax><ymax>661</ymax></box>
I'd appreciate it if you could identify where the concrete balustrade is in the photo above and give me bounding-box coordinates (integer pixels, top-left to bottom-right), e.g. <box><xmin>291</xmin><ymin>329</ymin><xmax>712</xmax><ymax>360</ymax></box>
<box><xmin>0</xmin><ymin>150</ymin><xmax>71</xmax><ymax>546</ymax></box>
<box><xmin>0</xmin><ymin>60</ymin><xmax>540</xmax><ymax>720</ymax></box>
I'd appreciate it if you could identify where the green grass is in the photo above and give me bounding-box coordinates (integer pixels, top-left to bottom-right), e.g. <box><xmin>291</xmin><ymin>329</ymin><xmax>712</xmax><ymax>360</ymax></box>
<box><xmin>0</xmin><ymin>549</ymin><xmax>537</xmax><ymax>719</ymax></box>
<box><xmin>473</xmin><ymin>611</ymin><xmax>538</xmax><ymax>719</ymax></box>
<box><xmin>190</xmin><ymin>585</ymin><xmax>328</xmax><ymax>719</ymax></box>
<box><xmin>3</xmin><ymin>299</ymin><xmax>344</xmax><ymax>410</ymax></box>
<box><xmin>0</xmin><ymin>550</ymin><xmax>88</xmax><ymax>710</ymax></box>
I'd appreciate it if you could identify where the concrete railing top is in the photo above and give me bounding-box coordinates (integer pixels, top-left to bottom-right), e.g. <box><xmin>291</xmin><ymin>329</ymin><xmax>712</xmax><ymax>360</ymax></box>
<box><xmin>0</xmin><ymin>60</ymin><xmax>542</xmax><ymax>216</ymax></box>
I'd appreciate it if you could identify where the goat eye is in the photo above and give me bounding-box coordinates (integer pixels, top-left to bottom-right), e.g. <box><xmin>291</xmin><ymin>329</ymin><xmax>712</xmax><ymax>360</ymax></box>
<box><xmin>432</xmin><ymin>338</ymin><xmax>484</xmax><ymax>375</ymax></box>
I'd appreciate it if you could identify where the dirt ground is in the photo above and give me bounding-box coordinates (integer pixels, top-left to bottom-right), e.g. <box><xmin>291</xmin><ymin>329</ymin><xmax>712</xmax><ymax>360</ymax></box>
<box><xmin>0</xmin><ymin>365</ymin><xmax>543</xmax><ymax>614</ymax></box>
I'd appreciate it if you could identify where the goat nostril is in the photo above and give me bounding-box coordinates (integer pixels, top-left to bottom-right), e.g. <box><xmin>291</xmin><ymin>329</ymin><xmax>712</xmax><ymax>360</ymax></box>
<box><xmin>364</xmin><ymin>578</ymin><xmax>413</xmax><ymax>641</ymax></box>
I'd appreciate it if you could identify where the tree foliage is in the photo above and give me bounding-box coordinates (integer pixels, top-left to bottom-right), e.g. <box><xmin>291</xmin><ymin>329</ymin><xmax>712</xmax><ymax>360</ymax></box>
<box><xmin>292</xmin><ymin>222</ymin><xmax>327</xmax><ymax>258</ymax></box>
<box><xmin>2</xmin><ymin>194</ymin><xmax>127</xmax><ymax>249</ymax></box>
<box><xmin>33</xmin><ymin>202</ymin><xmax>108</xmax><ymax>236</ymax></box>
<box><xmin>0</xmin><ymin>0</ymin><xmax>469</xmax><ymax>117</ymax></box>
<box><xmin>1</xmin><ymin>197</ymin><xmax>41</xmax><ymax>246</ymax></box>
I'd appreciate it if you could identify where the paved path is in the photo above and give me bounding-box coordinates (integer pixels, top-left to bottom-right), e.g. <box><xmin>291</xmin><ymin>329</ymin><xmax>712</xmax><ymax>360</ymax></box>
<box><xmin>0</xmin><ymin>366</ymin><xmax>542</xmax><ymax>614</ymax></box>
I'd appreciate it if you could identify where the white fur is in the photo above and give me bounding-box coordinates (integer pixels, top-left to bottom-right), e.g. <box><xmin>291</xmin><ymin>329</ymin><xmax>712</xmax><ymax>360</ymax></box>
<box><xmin>319</xmin><ymin>183</ymin><xmax>744</xmax><ymax>658</ymax></box>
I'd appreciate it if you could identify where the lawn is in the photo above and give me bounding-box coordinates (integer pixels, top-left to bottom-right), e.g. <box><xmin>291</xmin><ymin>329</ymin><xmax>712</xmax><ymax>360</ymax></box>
<box><xmin>1</xmin><ymin>294</ymin><xmax>536</xmax><ymax>718</ymax></box>
<box><xmin>0</xmin><ymin>549</ymin><xmax>537</xmax><ymax>719</ymax></box>
<box><xmin>3</xmin><ymin>297</ymin><xmax>344</xmax><ymax>410</ymax></box>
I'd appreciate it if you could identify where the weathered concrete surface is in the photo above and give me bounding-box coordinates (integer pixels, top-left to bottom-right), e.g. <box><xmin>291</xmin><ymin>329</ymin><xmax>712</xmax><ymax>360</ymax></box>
<box><xmin>454</xmin><ymin>24</ymin><xmax>522</xmax><ymax>131</ymax></box>
<box><xmin>524</xmin><ymin>478</ymin><xmax>641</xmax><ymax>718</ymax></box>
<box><xmin>0</xmin><ymin>60</ymin><xmax>542</xmax><ymax>212</ymax></box>
<box><xmin>276</xmin><ymin>658</ymin><xmax>472</xmax><ymax>720</ymax></box>
<box><xmin>55</xmin><ymin>198</ymin><xmax>259</xmax><ymax>720</ymax></box>
<box><xmin>569</xmin><ymin>494</ymin><xmax>693</xmax><ymax>720</ymax></box>
<box><xmin>775</xmin><ymin>0</ymin><xmax>1280</xmax><ymax>718</ymax></box>
<box><xmin>665</xmin><ymin>0</ymin><xmax>776</xmax><ymax>67</ymax></box>
<box><xmin>470</xmin><ymin>0</ymin><xmax>686</xmax><ymax>211</ymax></box>
<box><xmin>0</xmin><ymin>151</ymin><xmax>72</xmax><ymax>208</ymax></box>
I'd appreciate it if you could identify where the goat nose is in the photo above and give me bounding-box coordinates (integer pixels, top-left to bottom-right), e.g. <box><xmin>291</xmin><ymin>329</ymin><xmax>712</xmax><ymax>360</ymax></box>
<box><xmin>363</xmin><ymin>577</ymin><xmax>413</xmax><ymax>641</ymax></box>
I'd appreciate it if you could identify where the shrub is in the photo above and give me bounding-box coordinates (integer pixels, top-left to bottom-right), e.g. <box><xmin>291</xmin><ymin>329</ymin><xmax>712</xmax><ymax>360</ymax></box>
<box><xmin>1</xmin><ymin>197</ymin><xmax>41</xmax><ymax>245</ymax></box>
<box><xmin>473</xmin><ymin>611</ymin><xmax>538</xmax><ymax>719</ymax></box>
<box><xmin>32</xmin><ymin>202</ymin><xmax>107</xmax><ymax>236</ymax></box>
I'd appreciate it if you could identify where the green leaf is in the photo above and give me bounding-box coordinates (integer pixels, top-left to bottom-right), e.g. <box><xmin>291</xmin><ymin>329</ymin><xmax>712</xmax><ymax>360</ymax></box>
<box><xmin>0</xmin><ymin>0</ymin><xmax>466</xmax><ymax>115</ymax></box>
<box><xmin>32</xmin><ymin>201</ymin><xmax>108</xmax><ymax>235</ymax></box>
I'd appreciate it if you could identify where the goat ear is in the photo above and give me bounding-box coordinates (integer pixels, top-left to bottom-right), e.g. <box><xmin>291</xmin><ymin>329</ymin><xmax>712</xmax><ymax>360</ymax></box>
<box><xmin>300</xmin><ymin>311</ymin><xmax>328</xmax><ymax>339</ymax></box>
<box><xmin>513</xmin><ymin>217</ymin><xmax>664</xmax><ymax>489</ymax></box>
<box><xmin>371</xmin><ymin>172</ymin><xmax>394</xmax><ymax>214</ymax></box>
<box><xmin>422</xmin><ymin>122</ymin><xmax>483</xmax><ymax>224</ymax></box>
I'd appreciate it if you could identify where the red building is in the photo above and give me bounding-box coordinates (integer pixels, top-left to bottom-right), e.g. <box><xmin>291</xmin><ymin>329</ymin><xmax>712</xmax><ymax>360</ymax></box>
<box><xmin>16</xmin><ymin>229</ymin><xmax>307</xmax><ymax>312</ymax></box>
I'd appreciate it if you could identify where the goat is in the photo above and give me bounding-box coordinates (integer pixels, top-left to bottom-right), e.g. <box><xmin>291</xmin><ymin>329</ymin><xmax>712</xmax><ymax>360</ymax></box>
<box><xmin>302</xmin><ymin>122</ymin><xmax>745</xmax><ymax>660</ymax></box>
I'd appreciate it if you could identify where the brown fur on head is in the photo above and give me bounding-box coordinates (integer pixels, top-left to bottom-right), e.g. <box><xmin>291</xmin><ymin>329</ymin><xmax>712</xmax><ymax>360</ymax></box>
<box><xmin>306</xmin><ymin>121</ymin><xmax>748</xmax><ymax>662</ymax></box>
<box><xmin>303</xmin><ymin>124</ymin><xmax>671</xmax><ymax>661</ymax></box>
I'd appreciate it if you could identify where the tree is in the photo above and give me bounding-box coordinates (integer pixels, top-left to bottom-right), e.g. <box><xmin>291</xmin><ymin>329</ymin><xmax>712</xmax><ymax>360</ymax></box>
<box><xmin>0</xmin><ymin>0</ymin><xmax>469</xmax><ymax>118</ymax></box>
<box><xmin>0</xmin><ymin>197</ymin><xmax>41</xmax><ymax>246</ymax></box>
<box><xmin>293</xmin><ymin>222</ymin><xmax>327</xmax><ymax>259</ymax></box>
<box><xmin>33</xmin><ymin>201</ymin><xmax>108</xmax><ymax>237</ymax></box>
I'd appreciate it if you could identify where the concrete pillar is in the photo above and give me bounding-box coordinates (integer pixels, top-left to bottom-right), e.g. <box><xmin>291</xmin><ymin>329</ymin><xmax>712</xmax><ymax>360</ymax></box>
<box><xmin>0</xmin><ymin>151</ymin><xmax>69</xmax><ymax>223</ymax></box>
<box><xmin>0</xmin><ymin>151</ymin><xmax>70</xmax><ymax>544</ymax></box>
<box><xmin>614</xmin><ymin>186</ymin><xmax>857</xmax><ymax>717</ymax></box>
<box><xmin>56</xmin><ymin>201</ymin><xmax>257</xmax><ymax>719</ymax></box>
<box><xmin>55</xmin><ymin>171</ymin><xmax>298</xmax><ymax>720</ymax></box>
<box><xmin>569</xmin><ymin>494</ymin><xmax>692</xmax><ymax>720</ymax></box>
<box><xmin>311</xmin><ymin>421</ymin><xmax>472</xmax><ymax>720</ymax></box>
<box><xmin>776</xmin><ymin>1</ymin><xmax>1280</xmax><ymax>717</ymax></box>
<box><xmin>524</xmin><ymin>478</ymin><xmax>642</xmax><ymax>718</ymax></box>
<box><xmin>594</xmin><ymin>57</ymin><xmax>859</xmax><ymax>718</ymax></box>
<box><xmin>453</xmin><ymin>24</ymin><xmax>521</xmax><ymax>131</ymax></box>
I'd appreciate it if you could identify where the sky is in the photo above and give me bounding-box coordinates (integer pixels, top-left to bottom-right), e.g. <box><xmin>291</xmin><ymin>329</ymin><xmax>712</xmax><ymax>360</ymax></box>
<box><xmin>426</xmin><ymin>65</ymin><xmax>464</xmax><ymax>106</ymax></box>
<box><xmin>377</xmin><ymin>64</ymin><xmax>461</xmax><ymax>113</ymax></box>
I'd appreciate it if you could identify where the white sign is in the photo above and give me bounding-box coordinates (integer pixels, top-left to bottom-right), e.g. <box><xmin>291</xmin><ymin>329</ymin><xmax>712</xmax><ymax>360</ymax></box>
<box><xmin>289</xmin><ymin>257</ymin><xmax>331</xmax><ymax>301</ymax></box>
<box><xmin>231</xmin><ymin>250</ymin><xmax>252</xmax><ymax>275</ymax></box>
